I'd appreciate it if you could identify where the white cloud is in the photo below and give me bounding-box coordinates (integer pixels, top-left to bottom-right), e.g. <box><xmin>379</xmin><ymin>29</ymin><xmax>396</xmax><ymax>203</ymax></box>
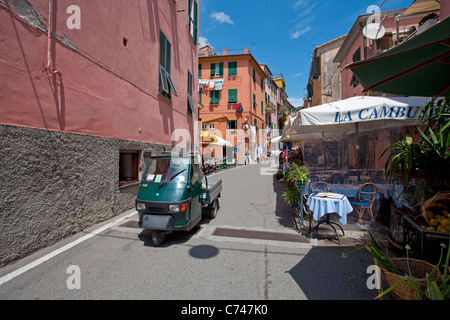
<box><xmin>288</xmin><ymin>97</ymin><xmax>305</xmax><ymax>108</ymax></box>
<box><xmin>199</xmin><ymin>36</ymin><xmax>211</xmax><ymax>48</ymax></box>
<box><xmin>210</xmin><ymin>11</ymin><xmax>234</xmax><ymax>25</ymax></box>
<box><xmin>290</xmin><ymin>25</ymin><xmax>311</xmax><ymax>39</ymax></box>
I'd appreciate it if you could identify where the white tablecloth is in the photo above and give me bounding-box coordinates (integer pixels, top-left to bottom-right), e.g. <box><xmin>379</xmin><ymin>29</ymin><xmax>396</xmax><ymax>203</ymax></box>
<box><xmin>306</xmin><ymin>194</ymin><xmax>354</xmax><ymax>225</ymax></box>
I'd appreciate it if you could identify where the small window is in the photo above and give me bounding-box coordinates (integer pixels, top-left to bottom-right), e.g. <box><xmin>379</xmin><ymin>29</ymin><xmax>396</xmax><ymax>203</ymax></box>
<box><xmin>209</xmin><ymin>123</ymin><xmax>215</xmax><ymax>129</ymax></box>
<box><xmin>202</xmin><ymin>123</ymin><xmax>208</xmax><ymax>130</ymax></box>
<box><xmin>227</xmin><ymin>120</ymin><xmax>238</xmax><ymax>130</ymax></box>
<box><xmin>210</xmin><ymin>62</ymin><xmax>223</xmax><ymax>77</ymax></box>
<box><xmin>119</xmin><ymin>150</ymin><xmax>139</xmax><ymax>186</ymax></box>
<box><xmin>228</xmin><ymin>89</ymin><xmax>237</xmax><ymax>103</ymax></box>
<box><xmin>187</xmin><ymin>70</ymin><xmax>195</xmax><ymax>114</ymax></box>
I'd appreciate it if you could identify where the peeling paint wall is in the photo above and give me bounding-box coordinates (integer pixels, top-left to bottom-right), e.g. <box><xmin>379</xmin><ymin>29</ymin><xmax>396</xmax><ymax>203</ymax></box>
<box><xmin>5</xmin><ymin>0</ymin><xmax>47</xmax><ymax>31</ymax></box>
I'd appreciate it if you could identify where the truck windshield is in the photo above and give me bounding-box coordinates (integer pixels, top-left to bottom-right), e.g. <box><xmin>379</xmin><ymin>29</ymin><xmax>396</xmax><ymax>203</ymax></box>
<box><xmin>144</xmin><ymin>157</ymin><xmax>189</xmax><ymax>184</ymax></box>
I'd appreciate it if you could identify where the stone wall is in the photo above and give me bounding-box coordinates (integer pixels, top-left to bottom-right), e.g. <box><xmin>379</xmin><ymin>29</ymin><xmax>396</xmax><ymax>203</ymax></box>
<box><xmin>0</xmin><ymin>124</ymin><xmax>170</xmax><ymax>266</ymax></box>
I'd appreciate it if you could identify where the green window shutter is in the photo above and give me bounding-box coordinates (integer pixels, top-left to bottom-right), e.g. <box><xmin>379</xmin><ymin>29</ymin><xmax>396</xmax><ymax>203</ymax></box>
<box><xmin>199</xmin><ymin>90</ymin><xmax>202</xmax><ymax>104</ymax></box>
<box><xmin>198</xmin><ymin>64</ymin><xmax>202</xmax><ymax>78</ymax></box>
<box><xmin>253</xmin><ymin>94</ymin><xmax>256</xmax><ymax>107</ymax></box>
<box><xmin>228</xmin><ymin>89</ymin><xmax>237</xmax><ymax>103</ymax></box>
<box><xmin>261</xmin><ymin>78</ymin><xmax>264</xmax><ymax>91</ymax></box>
<box><xmin>193</xmin><ymin>1</ymin><xmax>198</xmax><ymax>43</ymax></box>
<box><xmin>219</xmin><ymin>62</ymin><xmax>224</xmax><ymax>76</ymax></box>
<box><xmin>261</xmin><ymin>101</ymin><xmax>264</xmax><ymax>115</ymax></box>
<box><xmin>253</xmin><ymin>69</ymin><xmax>256</xmax><ymax>82</ymax></box>
<box><xmin>210</xmin><ymin>90</ymin><xmax>219</xmax><ymax>104</ymax></box>
<box><xmin>210</xmin><ymin>63</ymin><xmax>215</xmax><ymax>76</ymax></box>
<box><xmin>228</xmin><ymin>62</ymin><xmax>237</xmax><ymax>76</ymax></box>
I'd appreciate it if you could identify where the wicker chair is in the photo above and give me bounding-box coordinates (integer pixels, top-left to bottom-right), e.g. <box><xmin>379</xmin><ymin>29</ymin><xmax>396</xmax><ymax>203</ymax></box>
<box><xmin>349</xmin><ymin>182</ymin><xmax>378</xmax><ymax>223</ymax></box>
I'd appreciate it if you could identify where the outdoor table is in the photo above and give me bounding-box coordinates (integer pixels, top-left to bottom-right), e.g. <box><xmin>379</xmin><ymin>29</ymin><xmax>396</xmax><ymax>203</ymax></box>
<box><xmin>305</xmin><ymin>183</ymin><xmax>393</xmax><ymax>200</ymax></box>
<box><xmin>306</xmin><ymin>193</ymin><xmax>354</xmax><ymax>245</ymax></box>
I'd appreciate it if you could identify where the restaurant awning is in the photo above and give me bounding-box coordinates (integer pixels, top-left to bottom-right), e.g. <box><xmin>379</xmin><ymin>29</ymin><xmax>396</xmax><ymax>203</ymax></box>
<box><xmin>347</xmin><ymin>16</ymin><xmax>450</xmax><ymax>99</ymax></box>
<box><xmin>281</xmin><ymin>96</ymin><xmax>431</xmax><ymax>142</ymax></box>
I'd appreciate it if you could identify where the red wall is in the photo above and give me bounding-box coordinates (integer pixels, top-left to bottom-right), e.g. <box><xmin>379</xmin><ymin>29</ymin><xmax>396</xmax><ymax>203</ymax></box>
<box><xmin>0</xmin><ymin>0</ymin><xmax>198</xmax><ymax>145</ymax></box>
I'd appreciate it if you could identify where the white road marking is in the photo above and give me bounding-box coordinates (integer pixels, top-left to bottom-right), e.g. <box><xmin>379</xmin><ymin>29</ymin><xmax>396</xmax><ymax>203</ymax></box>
<box><xmin>0</xmin><ymin>210</ymin><xmax>137</xmax><ymax>286</ymax></box>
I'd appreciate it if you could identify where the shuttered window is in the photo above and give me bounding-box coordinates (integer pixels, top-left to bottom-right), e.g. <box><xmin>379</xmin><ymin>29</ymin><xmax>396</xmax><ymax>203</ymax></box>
<box><xmin>210</xmin><ymin>90</ymin><xmax>220</xmax><ymax>104</ymax></box>
<box><xmin>188</xmin><ymin>0</ymin><xmax>198</xmax><ymax>43</ymax></box>
<box><xmin>159</xmin><ymin>30</ymin><xmax>178</xmax><ymax>98</ymax></box>
<box><xmin>211</xmin><ymin>62</ymin><xmax>223</xmax><ymax>76</ymax></box>
<box><xmin>228</xmin><ymin>89</ymin><xmax>237</xmax><ymax>103</ymax></box>
<box><xmin>228</xmin><ymin>62</ymin><xmax>237</xmax><ymax>75</ymax></box>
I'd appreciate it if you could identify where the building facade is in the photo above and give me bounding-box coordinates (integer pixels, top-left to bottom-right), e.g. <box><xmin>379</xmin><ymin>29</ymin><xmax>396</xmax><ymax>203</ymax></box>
<box><xmin>307</xmin><ymin>35</ymin><xmax>346</xmax><ymax>107</ymax></box>
<box><xmin>198</xmin><ymin>47</ymin><xmax>266</xmax><ymax>164</ymax></box>
<box><xmin>0</xmin><ymin>0</ymin><xmax>199</xmax><ymax>266</ymax></box>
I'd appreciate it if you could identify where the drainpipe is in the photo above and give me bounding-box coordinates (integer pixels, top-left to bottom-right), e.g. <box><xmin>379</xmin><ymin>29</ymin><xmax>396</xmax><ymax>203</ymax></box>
<box><xmin>395</xmin><ymin>14</ymin><xmax>401</xmax><ymax>46</ymax></box>
<box><xmin>45</xmin><ymin>0</ymin><xmax>60</xmax><ymax>75</ymax></box>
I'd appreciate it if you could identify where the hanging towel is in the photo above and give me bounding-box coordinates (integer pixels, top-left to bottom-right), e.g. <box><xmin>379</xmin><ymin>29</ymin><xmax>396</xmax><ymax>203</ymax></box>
<box><xmin>214</xmin><ymin>79</ymin><xmax>223</xmax><ymax>90</ymax></box>
<box><xmin>209</xmin><ymin>80</ymin><xmax>215</xmax><ymax>89</ymax></box>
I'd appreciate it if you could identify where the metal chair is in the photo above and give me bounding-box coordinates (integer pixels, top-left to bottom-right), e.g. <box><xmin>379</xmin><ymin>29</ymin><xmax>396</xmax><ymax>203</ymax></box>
<box><xmin>311</xmin><ymin>181</ymin><xmax>332</xmax><ymax>193</ymax></box>
<box><xmin>309</xmin><ymin>175</ymin><xmax>320</xmax><ymax>183</ymax></box>
<box><xmin>349</xmin><ymin>182</ymin><xmax>378</xmax><ymax>223</ymax></box>
<box><xmin>333</xmin><ymin>174</ymin><xmax>348</xmax><ymax>184</ymax></box>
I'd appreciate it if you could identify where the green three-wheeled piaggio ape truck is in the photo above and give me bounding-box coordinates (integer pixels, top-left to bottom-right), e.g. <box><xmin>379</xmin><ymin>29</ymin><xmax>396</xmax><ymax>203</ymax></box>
<box><xmin>135</xmin><ymin>153</ymin><xmax>222</xmax><ymax>246</ymax></box>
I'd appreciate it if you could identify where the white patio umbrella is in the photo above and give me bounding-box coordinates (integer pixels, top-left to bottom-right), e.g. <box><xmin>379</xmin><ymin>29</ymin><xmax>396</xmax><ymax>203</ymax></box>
<box><xmin>281</xmin><ymin>96</ymin><xmax>431</xmax><ymax>142</ymax></box>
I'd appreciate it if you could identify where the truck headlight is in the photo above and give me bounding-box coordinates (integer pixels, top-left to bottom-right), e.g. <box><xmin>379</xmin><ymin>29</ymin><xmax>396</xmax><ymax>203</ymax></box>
<box><xmin>169</xmin><ymin>203</ymin><xmax>188</xmax><ymax>212</ymax></box>
<box><xmin>136</xmin><ymin>202</ymin><xmax>146</xmax><ymax>211</ymax></box>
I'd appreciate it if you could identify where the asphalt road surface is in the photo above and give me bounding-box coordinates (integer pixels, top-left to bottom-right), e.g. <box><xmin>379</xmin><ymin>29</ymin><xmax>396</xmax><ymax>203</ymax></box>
<box><xmin>0</xmin><ymin>163</ymin><xmax>380</xmax><ymax>303</ymax></box>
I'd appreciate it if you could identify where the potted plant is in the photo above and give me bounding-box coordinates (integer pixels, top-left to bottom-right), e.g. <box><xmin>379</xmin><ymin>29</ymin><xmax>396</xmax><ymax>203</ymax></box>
<box><xmin>286</xmin><ymin>163</ymin><xmax>310</xmax><ymax>189</ymax></box>
<box><xmin>281</xmin><ymin>186</ymin><xmax>300</xmax><ymax>208</ymax></box>
<box><xmin>280</xmin><ymin>164</ymin><xmax>309</xmax><ymax>207</ymax></box>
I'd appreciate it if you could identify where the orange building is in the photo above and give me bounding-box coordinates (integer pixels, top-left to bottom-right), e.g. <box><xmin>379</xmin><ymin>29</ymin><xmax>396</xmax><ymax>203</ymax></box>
<box><xmin>198</xmin><ymin>47</ymin><xmax>267</xmax><ymax>164</ymax></box>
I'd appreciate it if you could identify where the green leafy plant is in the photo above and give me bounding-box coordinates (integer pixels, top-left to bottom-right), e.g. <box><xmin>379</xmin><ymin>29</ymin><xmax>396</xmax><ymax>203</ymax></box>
<box><xmin>343</xmin><ymin>229</ymin><xmax>450</xmax><ymax>300</ymax></box>
<box><xmin>380</xmin><ymin>136</ymin><xmax>424</xmax><ymax>183</ymax></box>
<box><xmin>380</xmin><ymin>98</ymin><xmax>450</xmax><ymax>184</ymax></box>
<box><xmin>281</xmin><ymin>187</ymin><xmax>300</xmax><ymax>207</ymax></box>
<box><xmin>280</xmin><ymin>164</ymin><xmax>309</xmax><ymax>207</ymax></box>
<box><xmin>417</xmin><ymin>98</ymin><xmax>450</xmax><ymax>169</ymax></box>
<box><xmin>286</xmin><ymin>163</ymin><xmax>309</xmax><ymax>185</ymax></box>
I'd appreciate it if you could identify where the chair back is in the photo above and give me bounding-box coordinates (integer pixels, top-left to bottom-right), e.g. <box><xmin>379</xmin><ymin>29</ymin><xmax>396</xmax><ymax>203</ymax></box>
<box><xmin>357</xmin><ymin>182</ymin><xmax>377</xmax><ymax>203</ymax></box>
<box><xmin>309</xmin><ymin>175</ymin><xmax>319</xmax><ymax>183</ymax></box>
<box><xmin>333</xmin><ymin>175</ymin><xmax>347</xmax><ymax>184</ymax></box>
<box><xmin>311</xmin><ymin>181</ymin><xmax>332</xmax><ymax>193</ymax></box>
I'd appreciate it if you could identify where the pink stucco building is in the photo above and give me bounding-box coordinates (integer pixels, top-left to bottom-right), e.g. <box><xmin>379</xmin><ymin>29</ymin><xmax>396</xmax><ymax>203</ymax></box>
<box><xmin>334</xmin><ymin>8</ymin><xmax>426</xmax><ymax>100</ymax></box>
<box><xmin>0</xmin><ymin>0</ymin><xmax>199</xmax><ymax>266</ymax></box>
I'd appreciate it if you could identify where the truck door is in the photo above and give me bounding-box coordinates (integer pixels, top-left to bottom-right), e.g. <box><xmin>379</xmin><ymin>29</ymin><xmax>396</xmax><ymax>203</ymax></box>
<box><xmin>189</xmin><ymin>162</ymin><xmax>203</xmax><ymax>221</ymax></box>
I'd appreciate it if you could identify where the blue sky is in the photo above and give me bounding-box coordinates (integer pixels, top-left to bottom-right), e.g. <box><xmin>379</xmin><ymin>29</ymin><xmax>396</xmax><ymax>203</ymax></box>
<box><xmin>199</xmin><ymin>0</ymin><xmax>415</xmax><ymax>108</ymax></box>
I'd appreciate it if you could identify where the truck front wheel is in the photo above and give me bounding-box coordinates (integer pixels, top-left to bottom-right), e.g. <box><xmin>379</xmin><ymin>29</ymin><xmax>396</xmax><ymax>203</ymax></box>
<box><xmin>152</xmin><ymin>230</ymin><xmax>166</xmax><ymax>246</ymax></box>
<box><xmin>209</xmin><ymin>199</ymin><xmax>219</xmax><ymax>219</ymax></box>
